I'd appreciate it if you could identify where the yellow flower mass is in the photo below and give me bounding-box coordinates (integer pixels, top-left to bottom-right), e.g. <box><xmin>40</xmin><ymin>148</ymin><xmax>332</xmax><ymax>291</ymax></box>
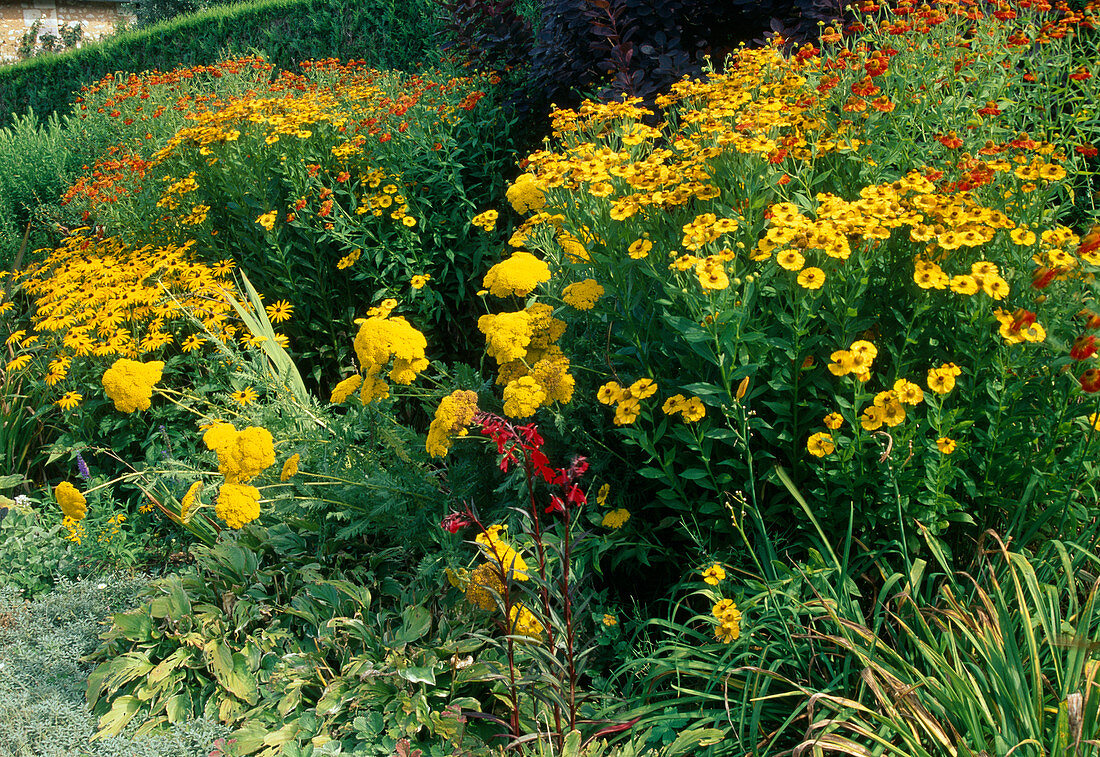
<box><xmin>215</xmin><ymin>482</ymin><xmax>261</xmax><ymax>529</ymax></box>
<box><xmin>55</xmin><ymin>481</ymin><xmax>87</xmax><ymax>521</ymax></box>
<box><xmin>482</xmin><ymin>251</ymin><xmax>551</xmax><ymax>298</ymax></box>
<box><xmin>101</xmin><ymin>358</ymin><xmax>164</xmax><ymax>413</ymax></box>
<box><xmin>562</xmin><ymin>279</ymin><xmax>605</xmax><ymax>310</ymax></box>
<box><xmin>425</xmin><ymin>389</ymin><xmax>479</xmax><ymax>457</ymax></box>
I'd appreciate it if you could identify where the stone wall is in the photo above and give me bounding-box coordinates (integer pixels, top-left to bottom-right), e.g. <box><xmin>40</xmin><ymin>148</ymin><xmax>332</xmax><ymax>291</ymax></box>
<box><xmin>0</xmin><ymin>0</ymin><xmax>136</xmax><ymax>62</ymax></box>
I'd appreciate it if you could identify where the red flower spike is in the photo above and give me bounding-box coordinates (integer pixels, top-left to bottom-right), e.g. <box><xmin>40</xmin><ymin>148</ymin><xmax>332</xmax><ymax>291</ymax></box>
<box><xmin>565</xmin><ymin>484</ymin><xmax>587</xmax><ymax>507</ymax></box>
<box><xmin>545</xmin><ymin>496</ymin><xmax>566</xmax><ymax>516</ymax></box>
<box><xmin>441</xmin><ymin>512</ymin><xmax>472</xmax><ymax>534</ymax></box>
<box><xmin>1032</xmin><ymin>266</ymin><xmax>1062</xmax><ymax>290</ymax></box>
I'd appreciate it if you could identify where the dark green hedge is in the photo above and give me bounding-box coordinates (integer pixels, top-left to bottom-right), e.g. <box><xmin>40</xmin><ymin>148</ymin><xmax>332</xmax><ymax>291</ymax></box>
<box><xmin>0</xmin><ymin>0</ymin><xmax>442</xmax><ymax>125</ymax></box>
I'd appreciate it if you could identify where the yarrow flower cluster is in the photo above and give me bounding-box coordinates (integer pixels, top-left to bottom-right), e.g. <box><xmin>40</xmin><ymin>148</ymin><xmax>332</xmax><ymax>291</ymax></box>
<box><xmin>101</xmin><ymin>358</ymin><xmax>164</xmax><ymax>413</ymax></box>
<box><xmin>54</xmin><ymin>481</ymin><xmax>87</xmax><ymax>521</ymax></box>
<box><xmin>561</xmin><ymin>279</ymin><xmax>605</xmax><ymax>310</ymax></box>
<box><xmin>351</xmin><ymin>299</ymin><xmax>429</xmax><ymax>403</ymax></box>
<box><xmin>425</xmin><ymin>389</ymin><xmax>480</xmax><ymax>457</ymax></box>
<box><xmin>203</xmin><ymin>422</ymin><xmax>276</xmax><ymax>483</ymax></box>
<box><xmin>202</xmin><ymin>421</ymin><xmax>276</xmax><ymax>529</ymax></box>
<box><xmin>482</xmin><ymin>251</ymin><xmax>551</xmax><ymax>298</ymax></box>
<box><xmin>477</xmin><ymin>303</ymin><xmax>574</xmax><ymax>419</ymax></box>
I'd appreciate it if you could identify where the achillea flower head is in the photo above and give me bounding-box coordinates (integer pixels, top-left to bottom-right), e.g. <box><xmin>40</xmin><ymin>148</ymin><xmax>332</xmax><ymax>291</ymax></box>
<box><xmin>54</xmin><ymin>481</ymin><xmax>87</xmax><ymax>520</ymax></box>
<box><xmin>482</xmin><ymin>251</ymin><xmax>551</xmax><ymax>298</ymax></box>
<box><xmin>426</xmin><ymin>389</ymin><xmax>479</xmax><ymax>457</ymax></box>
<box><xmin>215</xmin><ymin>482</ymin><xmax>261</xmax><ymax>529</ymax></box>
<box><xmin>101</xmin><ymin>358</ymin><xmax>164</xmax><ymax>413</ymax></box>
<box><xmin>562</xmin><ymin>279</ymin><xmax>604</xmax><ymax>310</ymax></box>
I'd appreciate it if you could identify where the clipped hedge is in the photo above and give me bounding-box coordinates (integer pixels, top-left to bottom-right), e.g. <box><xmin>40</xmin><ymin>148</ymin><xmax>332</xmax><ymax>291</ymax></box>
<box><xmin>0</xmin><ymin>0</ymin><xmax>442</xmax><ymax>125</ymax></box>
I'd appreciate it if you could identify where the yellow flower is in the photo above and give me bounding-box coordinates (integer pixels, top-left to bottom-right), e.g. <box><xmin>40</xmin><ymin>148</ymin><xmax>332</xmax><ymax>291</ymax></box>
<box><xmin>701</xmin><ymin>563</ymin><xmax>726</xmax><ymax>585</ymax></box>
<box><xmin>823</xmin><ymin>412</ymin><xmax>843</xmax><ymax>430</ymax></box>
<box><xmin>602</xmin><ymin>614</ymin><xmax>618</xmax><ymax>627</ymax></box>
<box><xmin>256</xmin><ymin>211</ymin><xmax>278</xmax><ymax>230</ymax></box>
<box><xmin>215</xmin><ymin>482</ymin><xmax>261</xmax><ymax>529</ymax></box>
<box><xmin>482</xmin><ymin>251</ymin><xmax>551</xmax><ymax>298</ymax></box>
<box><xmin>597</xmin><ymin>381</ymin><xmax>625</xmax><ymax>405</ymax></box>
<box><xmin>596</xmin><ymin>483</ymin><xmax>610</xmax><ymax>506</ymax></box>
<box><xmin>503</xmin><ymin>376</ymin><xmax>546</xmax><ymax>418</ymax></box>
<box><xmin>280</xmin><ymin>453</ymin><xmax>300</xmax><ymax>481</ymax></box>
<box><xmin>613</xmin><ymin>398</ymin><xmax>641</xmax><ymax>425</ymax></box>
<box><xmin>102</xmin><ymin>358</ymin><xmax>164</xmax><ymax>413</ymax></box>
<box><xmin>265</xmin><ymin>300</ymin><xmax>293</xmax><ymax>323</ymax></box>
<box><xmin>410</xmin><ymin>274</ymin><xmax>431</xmax><ymax>290</ymax></box>
<box><xmin>205</xmin><ymin>423</ymin><xmax>276</xmax><ymax>484</ymax></box>
<box><xmin>506</xmin><ymin>174</ymin><xmax>545</xmax><ymax>214</ymax></box>
<box><xmin>601</xmin><ymin>508</ymin><xmax>631</xmax><ymax>529</ymax></box>
<box><xmin>936</xmin><ymin>437</ymin><xmax>957</xmax><ymax>454</ymax></box>
<box><xmin>777</xmin><ymin>249</ymin><xmax>806</xmax><ymax>271</ymax></box>
<box><xmin>797</xmin><ymin>267</ymin><xmax>825</xmax><ymax>290</ymax></box>
<box><xmin>425</xmin><ymin>389</ymin><xmax>479</xmax><ymax>457</ymax></box>
<box><xmin>860</xmin><ymin>405</ymin><xmax>883</xmax><ymax>431</ymax></box>
<box><xmin>466</xmin><ymin>563</ymin><xmax>505</xmax><ymax>610</ymax></box>
<box><xmin>680</xmin><ymin>396</ymin><xmax>705</xmax><ymax>422</ymax></box>
<box><xmin>55</xmin><ymin>391</ymin><xmax>82</xmax><ymax>411</ymax></box>
<box><xmin>893</xmin><ymin>379</ymin><xmax>924</xmax><ymax>405</ymax></box>
<box><xmin>337</xmin><ymin>248</ymin><xmax>362</xmax><ymax>269</ymax></box>
<box><xmin>509</xmin><ymin>602</ymin><xmax>544</xmax><ymax>638</ymax></box>
<box><xmin>806</xmin><ymin>432</ymin><xmax>835</xmax><ymax>457</ymax></box>
<box><xmin>562</xmin><ymin>279</ymin><xmax>605</xmax><ymax>310</ymax></box>
<box><xmin>475</xmin><ymin>526</ymin><xmax>529</xmax><ymax>580</ymax></box>
<box><xmin>628</xmin><ymin>238</ymin><xmax>652</xmax><ymax>259</ymax></box>
<box><xmin>231</xmin><ymin>387</ymin><xmax>259</xmax><ymax>406</ymax></box>
<box><xmin>927</xmin><ymin>367</ymin><xmax>956</xmax><ymax>395</ymax></box>
<box><xmin>629</xmin><ymin>377</ymin><xmax>657</xmax><ymax>399</ymax></box>
<box><xmin>181</xmin><ymin>334</ymin><xmax>206</xmax><ymax>353</ymax></box>
<box><xmin>828</xmin><ymin>350</ymin><xmax>855</xmax><ymax>376</ymax></box>
<box><xmin>180</xmin><ymin>481</ymin><xmax>202</xmax><ymax>522</ymax></box>
<box><xmin>713</xmin><ymin>599</ymin><xmax>741</xmax><ymax>643</ymax></box>
<box><xmin>471</xmin><ymin>209</ymin><xmax>499</xmax><ymax>231</ymax></box>
<box><xmin>330</xmin><ymin>374</ymin><xmax>363</xmax><ymax>404</ymax></box>
<box><xmin>55</xmin><ymin>481</ymin><xmax>87</xmax><ymax>520</ymax></box>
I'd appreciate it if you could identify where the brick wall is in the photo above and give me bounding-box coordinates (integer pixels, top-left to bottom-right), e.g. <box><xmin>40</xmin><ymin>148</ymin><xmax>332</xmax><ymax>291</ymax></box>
<box><xmin>0</xmin><ymin>0</ymin><xmax>136</xmax><ymax>62</ymax></box>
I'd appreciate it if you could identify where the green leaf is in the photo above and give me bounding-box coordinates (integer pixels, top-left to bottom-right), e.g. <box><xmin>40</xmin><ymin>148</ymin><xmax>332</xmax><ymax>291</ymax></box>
<box><xmin>398</xmin><ymin>665</ymin><xmax>437</xmax><ymax>685</ymax></box>
<box><xmin>112</xmin><ymin>610</ymin><xmax>153</xmax><ymax>642</ymax></box>
<box><xmin>95</xmin><ymin>695</ymin><xmax>142</xmax><ymax>739</ymax></box>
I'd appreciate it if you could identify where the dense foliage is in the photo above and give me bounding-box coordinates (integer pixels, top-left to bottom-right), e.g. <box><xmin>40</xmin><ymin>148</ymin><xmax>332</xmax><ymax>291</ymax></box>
<box><xmin>0</xmin><ymin>0</ymin><xmax>441</xmax><ymax>127</ymax></box>
<box><xmin>0</xmin><ymin>0</ymin><xmax>1099</xmax><ymax>755</ymax></box>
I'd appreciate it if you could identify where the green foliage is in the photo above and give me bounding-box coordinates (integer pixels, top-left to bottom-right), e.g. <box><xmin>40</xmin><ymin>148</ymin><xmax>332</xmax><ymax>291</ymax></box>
<box><xmin>0</xmin><ymin>0</ymin><xmax>443</xmax><ymax>127</ymax></box>
<box><xmin>0</xmin><ymin>109</ymin><xmax>102</xmax><ymax>268</ymax></box>
<box><xmin>130</xmin><ymin>0</ymin><xmax>248</xmax><ymax>28</ymax></box>
<box><xmin>798</xmin><ymin>535</ymin><xmax>1100</xmax><ymax>755</ymax></box>
<box><xmin>0</xmin><ymin>574</ymin><xmax>228</xmax><ymax>757</ymax></box>
<box><xmin>87</xmin><ymin>529</ymin><xmax>500</xmax><ymax>755</ymax></box>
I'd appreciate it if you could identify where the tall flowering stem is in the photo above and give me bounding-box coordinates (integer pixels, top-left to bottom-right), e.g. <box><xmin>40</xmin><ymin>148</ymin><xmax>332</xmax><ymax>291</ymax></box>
<box><xmin>468</xmin><ymin>411</ymin><xmax>590</xmax><ymax>745</ymax></box>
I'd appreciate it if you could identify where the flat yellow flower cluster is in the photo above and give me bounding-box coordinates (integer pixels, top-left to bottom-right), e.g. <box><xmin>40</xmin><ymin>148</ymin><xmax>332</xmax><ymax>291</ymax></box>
<box><xmin>202</xmin><ymin>422</ymin><xmax>276</xmax><ymax>529</ymax></box>
<box><xmin>54</xmin><ymin>481</ymin><xmax>87</xmax><ymax>520</ymax></box>
<box><xmin>101</xmin><ymin>358</ymin><xmax>164</xmax><ymax>413</ymax></box>
<box><xmin>351</xmin><ymin>299</ymin><xmax>429</xmax><ymax>403</ymax></box>
<box><xmin>561</xmin><ymin>278</ymin><xmax>604</xmax><ymax>310</ymax></box>
<box><xmin>478</xmin><ymin>303</ymin><xmax>573</xmax><ymax>419</ymax></box>
<box><xmin>481</xmin><ymin>251</ymin><xmax>551</xmax><ymax>298</ymax></box>
<box><xmin>425</xmin><ymin>389</ymin><xmax>479</xmax><ymax>457</ymax></box>
<box><xmin>475</xmin><ymin>525</ymin><xmax>528</xmax><ymax>577</ymax></box>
